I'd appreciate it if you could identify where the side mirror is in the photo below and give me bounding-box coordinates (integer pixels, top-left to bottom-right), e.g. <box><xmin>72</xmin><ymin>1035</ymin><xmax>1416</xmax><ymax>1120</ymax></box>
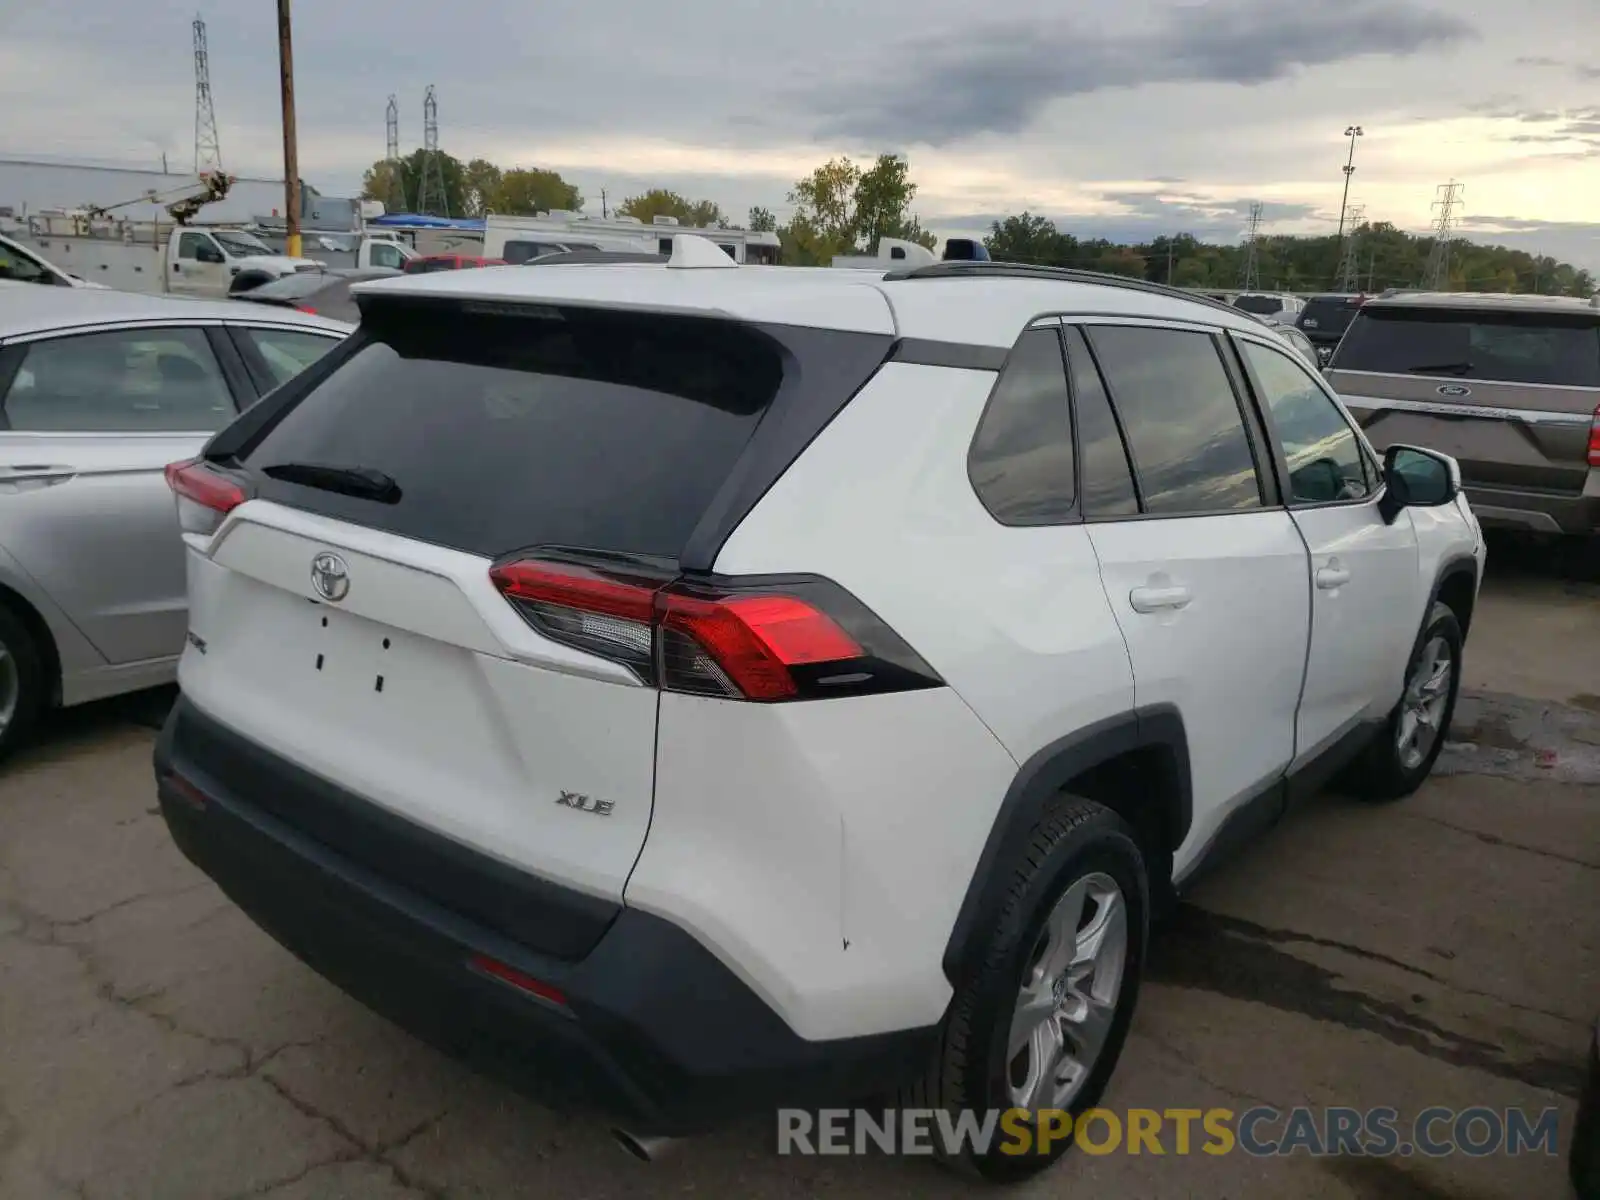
<box><xmin>1377</xmin><ymin>444</ymin><xmax>1460</xmax><ymax>524</ymax></box>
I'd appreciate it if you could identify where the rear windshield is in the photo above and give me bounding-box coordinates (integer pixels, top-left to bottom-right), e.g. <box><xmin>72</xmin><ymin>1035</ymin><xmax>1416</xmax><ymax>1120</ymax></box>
<box><xmin>1296</xmin><ymin>297</ymin><xmax>1361</xmax><ymax>336</ymax></box>
<box><xmin>1232</xmin><ymin>294</ymin><xmax>1283</xmax><ymax>315</ymax></box>
<box><xmin>1334</xmin><ymin>306</ymin><xmax>1600</xmax><ymax>386</ymax></box>
<box><xmin>242</xmin><ymin>303</ymin><xmax>785</xmax><ymax>559</ymax></box>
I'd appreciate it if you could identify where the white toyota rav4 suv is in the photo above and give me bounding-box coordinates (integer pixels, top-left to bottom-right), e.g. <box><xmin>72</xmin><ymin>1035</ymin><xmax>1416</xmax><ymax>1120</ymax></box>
<box><xmin>154</xmin><ymin>238</ymin><xmax>1484</xmax><ymax>1180</ymax></box>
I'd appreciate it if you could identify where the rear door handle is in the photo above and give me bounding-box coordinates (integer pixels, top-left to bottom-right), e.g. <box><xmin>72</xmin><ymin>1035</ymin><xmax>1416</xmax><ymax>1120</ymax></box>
<box><xmin>1316</xmin><ymin>564</ymin><xmax>1352</xmax><ymax>590</ymax></box>
<box><xmin>0</xmin><ymin>464</ymin><xmax>77</xmax><ymax>483</ymax></box>
<box><xmin>1129</xmin><ymin>585</ymin><xmax>1192</xmax><ymax>613</ymax></box>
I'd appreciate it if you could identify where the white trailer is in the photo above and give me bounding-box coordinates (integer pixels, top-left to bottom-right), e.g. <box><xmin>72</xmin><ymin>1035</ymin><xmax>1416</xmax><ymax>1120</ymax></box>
<box><xmin>482</xmin><ymin>212</ymin><xmax>781</xmax><ymax>265</ymax></box>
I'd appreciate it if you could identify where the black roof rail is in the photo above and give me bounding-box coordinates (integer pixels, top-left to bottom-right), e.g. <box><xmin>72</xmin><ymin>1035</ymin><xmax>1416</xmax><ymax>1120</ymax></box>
<box><xmin>880</xmin><ymin>259</ymin><xmax>1246</xmax><ymax>319</ymax></box>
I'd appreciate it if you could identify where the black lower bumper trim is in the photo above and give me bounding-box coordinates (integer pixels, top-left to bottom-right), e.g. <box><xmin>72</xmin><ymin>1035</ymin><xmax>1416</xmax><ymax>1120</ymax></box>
<box><xmin>155</xmin><ymin>696</ymin><xmax>936</xmax><ymax>1135</ymax></box>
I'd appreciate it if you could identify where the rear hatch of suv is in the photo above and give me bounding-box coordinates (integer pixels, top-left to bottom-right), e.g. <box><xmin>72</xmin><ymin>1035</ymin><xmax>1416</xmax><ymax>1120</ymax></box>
<box><xmin>1327</xmin><ymin>300</ymin><xmax>1600</xmax><ymax>498</ymax></box>
<box><xmin>167</xmin><ymin>289</ymin><xmax>893</xmax><ymax>957</ymax></box>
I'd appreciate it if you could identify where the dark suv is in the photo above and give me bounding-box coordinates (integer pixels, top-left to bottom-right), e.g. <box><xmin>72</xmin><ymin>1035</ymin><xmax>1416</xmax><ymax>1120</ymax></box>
<box><xmin>1295</xmin><ymin>294</ymin><xmax>1366</xmax><ymax>365</ymax></box>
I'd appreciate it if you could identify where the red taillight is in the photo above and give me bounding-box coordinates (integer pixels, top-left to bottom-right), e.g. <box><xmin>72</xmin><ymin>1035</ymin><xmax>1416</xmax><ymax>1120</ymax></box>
<box><xmin>1588</xmin><ymin>404</ymin><xmax>1600</xmax><ymax>468</ymax></box>
<box><xmin>165</xmin><ymin>458</ymin><xmax>246</xmax><ymax>535</ymax></box>
<box><xmin>659</xmin><ymin>593</ymin><xmax>862</xmax><ymax>700</ymax></box>
<box><xmin>294</xmin><ymin>304</ymin><xmax>317</xmax><ymax>314</ymax></box>
<box><xmin>489</xmin><ymin>558</ymin><xmax>915</xmax><ymax>702</ymax></box>
<box><xmin>468</xmin><ymin>954</ymin><xmax>568</xmax><ymax>1008</ymax></box>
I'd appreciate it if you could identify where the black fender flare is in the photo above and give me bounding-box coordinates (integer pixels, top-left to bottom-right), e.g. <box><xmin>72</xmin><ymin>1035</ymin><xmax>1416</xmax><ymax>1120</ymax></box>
<box><xmin>940</xmin><ymin>704</ymin><xmax>1192</xmax><ymax>984</ymax></box>
<box><xmin>1426</xmin><ymin>553</ymin><xmax>1480</xmax><ymax>633</ymax></box>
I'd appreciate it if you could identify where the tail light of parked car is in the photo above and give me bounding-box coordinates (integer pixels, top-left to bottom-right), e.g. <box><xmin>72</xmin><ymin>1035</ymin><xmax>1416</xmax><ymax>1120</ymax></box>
<box><xmin>1589</xmin><ymin>402</ymin><xmax>1600</xmax><ymax>468</ymax></box>
<box><xmin>490</xmin><ymin>556</ymin><xmax>943</xmax><ymax>702</ymax></box>
<box><xmin>165</xmin><ymin>458</ymin><xmax>247</xmax><ymax>536</ymax></box>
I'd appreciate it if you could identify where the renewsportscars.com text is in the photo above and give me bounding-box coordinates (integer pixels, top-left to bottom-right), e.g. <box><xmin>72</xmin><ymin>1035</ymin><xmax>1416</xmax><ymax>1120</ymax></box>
<box><xmin>776</xmin><ymin>1106</ymin><xmax>1562</xmax><ymax>1158</ymax></box>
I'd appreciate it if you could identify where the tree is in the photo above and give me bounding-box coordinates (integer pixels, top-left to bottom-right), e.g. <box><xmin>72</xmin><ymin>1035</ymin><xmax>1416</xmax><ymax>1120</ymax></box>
<box><xmin>783</xmin><ymin>154</ymin><xmax>936</xmax><ymax>262</ymax></box>
<box><xmin>853</xmin><ymin>154</ymin><xmax>935</xmax><ymax>252</ymax></box>
<box><xmin>361</xmin><ymin>149</ymin><xmax>468</xmax><ymax>217</ymax></box>
<box><xmin>360</xmin><ymin>160</ymin><xmax>407</xmax><ymax>214</ymax></box>
<box><xmin>461</xmin><ymin>159</ymin><xmax>503</xmax><ymax>218</ymax></box>
<box><xmin>748</xmin><ymin>206</ymin><xmax>776</xmax><ymax>233</ymax></box>
<box><xmin>491</xmin><ymin>168</ymin><xmax>582</xmax><ymax>215</ymax></box>
<box><xmin>985</xmin><ymin>212</ymin><xmax>1062</xmax><ymax>264</ymax></box>
<box><xmin>618</xmin><ymin>189</ymin><xmax>725</xmax><ymax>228</ymax></box>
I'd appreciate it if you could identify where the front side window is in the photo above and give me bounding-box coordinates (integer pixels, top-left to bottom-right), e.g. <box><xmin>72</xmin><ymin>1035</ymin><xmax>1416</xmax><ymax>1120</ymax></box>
<box><xmin>368</xmin><ymin>242</ymin><xmax>406</xmax><ymax>270</ymax></box>
<box><xmin>1241</xmin><ymin>340</ymin><xmax>1371</xmax><ymax>504</ymax></box>
<box><xmin>0</xmin><ymin>242</ymin><xmax>52</xmax><ymax>284</ymax></box>
<box><xmin>3</xmin><ymin>327</ymin><xmax>233</xmax><ymax>432</ymax></box>
<box><xmin>1086</xmin><ymin>326</ymin><xmax>1264</xmax><ymax>515</ymax></box>
<box><xmin>967</xmin><ymin>326</ymin><xmax>1076</xmax><ymax>525</ymax></box>
<box><xmin>177</xmin><ymin>232</ymin><xmax>213</xmax><ymax>261</ymax></box>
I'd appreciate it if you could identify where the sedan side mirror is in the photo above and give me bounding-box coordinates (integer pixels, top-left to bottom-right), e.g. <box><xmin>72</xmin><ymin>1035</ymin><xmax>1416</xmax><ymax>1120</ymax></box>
<box><xmin>1377</xmin><ymin>444</ymin><xmax>1461</xmax><ymax>524</ymax></box>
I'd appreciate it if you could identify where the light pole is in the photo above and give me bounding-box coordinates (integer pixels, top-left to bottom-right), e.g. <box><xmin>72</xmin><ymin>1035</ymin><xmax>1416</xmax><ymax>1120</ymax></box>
<box><xmin>277</xmin><ymin>0</ymin><xmax>301</xmax><ymax>259</ymax></box>
<box><xmin>1336</xmin><ymin>125</ymin><xmax>1363</xmax><ymax>245</ymax></box>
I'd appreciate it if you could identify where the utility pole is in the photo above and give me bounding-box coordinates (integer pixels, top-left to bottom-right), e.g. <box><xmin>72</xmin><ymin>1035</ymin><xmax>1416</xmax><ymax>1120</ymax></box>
<box><xmin>1166</xmin><ymin>241</ymin><xmax>1174</xmax><ymax>284</ymax></box>
<box><xmin>1367</xmin><ymin>246</ymin><xmax>1376</xmax><ymax>292</ymax></box>
<box><xmin>601</xmin><ymin>188</ymin><xmax>608</xmax><ymax>219</ymax></box>
<box><xmin>276</xmin><ymin>0</ymin><xmax>301</xmax><ymax>258</ymax></box>
<box><xmin>1239</xmin><ymin>202</ymin><xmax>1264</xmax><ymax>291</ymax></box>
<box><xmin>1336</xmin><ymin>125</ymin><xmax>1363</xmax><ymax>245</ymax></box>
<box><xmin>1423</xmin><ymin>180</ymin><xmax>1465</xmax><ymax>290</ymax></box>
<box><xmin>193</xmin><ymin>14</ymin><xmax>223</xmax><ymax>176</ymax></box>
<box><xmin>384</xmin><ymin>94</ymin><xmax>407</xmax><ymax>214</ymax></box>
<box><xmin>1336</xmin><ymin>204</ymin><xmax>1365</xmax><ymax>292</ymax></box>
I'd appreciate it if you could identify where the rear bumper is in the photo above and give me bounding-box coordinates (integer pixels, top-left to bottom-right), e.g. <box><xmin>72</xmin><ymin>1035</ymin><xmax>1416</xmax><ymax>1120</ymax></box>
<box><xmin>1464</xmin><ymin>482</ymin><xmax>1600</xmax><ymax>537</ymax></box>
<box><xmin>154</xmin><ymin>696</ymin><xmax>935</xmax><ymax>1136</ymax></box>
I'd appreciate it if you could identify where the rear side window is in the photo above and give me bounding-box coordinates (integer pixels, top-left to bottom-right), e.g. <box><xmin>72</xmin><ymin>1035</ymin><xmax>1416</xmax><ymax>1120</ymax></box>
<box><xmin>1062</xmin><ymin>327</ymin><xmax>1139</xmax><ymax>518</ymax></box>
<box><xmin>1087</xmin><ymin>326</ymin><xmax>1264</xmax><ymax>515</ymax></box>
<box><xmin>3</xmin><ymin>327</ymin><xmax>234</xmax><ymax>432</ymax></box>
<box><xmin>243</xmin><ymin>304</ymin><xmax>787</xmax><ymax>560</ymax></box>
<box><xmin>236</xmin><ymin>327</ymin><xmax>340</xmax><ymax>389</ymax></box>
<box><xmin>1335</xmin><ymin>307</ymin><xmax>1600</xmax><ymax>386</ymax></box>
<box><xmin>967</xmin><ymin>327</ymin><xmax>1076</xmax><ymax>525</ymax></box>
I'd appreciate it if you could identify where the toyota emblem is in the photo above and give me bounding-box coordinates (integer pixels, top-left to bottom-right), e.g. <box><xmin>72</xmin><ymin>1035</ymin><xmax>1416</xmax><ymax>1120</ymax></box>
<box><xmin>310</xmin><ymin>552</ymin><xmax>350</xmax><ymax>602</ymax></box>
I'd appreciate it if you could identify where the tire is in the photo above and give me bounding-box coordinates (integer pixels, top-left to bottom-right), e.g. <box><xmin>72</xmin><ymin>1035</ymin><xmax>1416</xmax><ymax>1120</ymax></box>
<box><xmin>1342</xmin><ymin>601</ymin><xmax>1464</xmax><ymax>803</ymax></box>
<box><xmin>907</xmin><ymin>796</ymin><xmax>1149</xmax><ymax>1183</ymax></box>
<box><xmin>0</xmin><ymin>602</ymin><xmax>45</xmax><ymax>763</ymax></box>
<box><xmin>1573</xmin><ymin>1022</ymin><xmax>1600</xmax><ymax>1200</ymax></box>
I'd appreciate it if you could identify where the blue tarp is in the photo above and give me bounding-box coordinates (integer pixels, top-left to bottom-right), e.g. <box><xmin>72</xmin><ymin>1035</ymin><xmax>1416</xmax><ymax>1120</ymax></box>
<box><xmin>368</xmin><ymin>213</ymin><xmax>485</xmax><ymax>230</ymax></box>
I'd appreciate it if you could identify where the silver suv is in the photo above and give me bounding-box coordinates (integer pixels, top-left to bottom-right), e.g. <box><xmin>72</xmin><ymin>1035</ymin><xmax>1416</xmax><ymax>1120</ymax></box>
<box><xmin>1326</xmin><ymin>291</ymin><xmax>1600</xmax><ymax>564</ymax></box>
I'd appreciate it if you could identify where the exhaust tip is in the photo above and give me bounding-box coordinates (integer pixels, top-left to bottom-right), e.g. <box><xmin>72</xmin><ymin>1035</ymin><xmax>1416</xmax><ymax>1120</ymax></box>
<box><xmin>612</xmin><ymin>1128</ymin><xmax>674</xmax><ymax>1162</ymax></box>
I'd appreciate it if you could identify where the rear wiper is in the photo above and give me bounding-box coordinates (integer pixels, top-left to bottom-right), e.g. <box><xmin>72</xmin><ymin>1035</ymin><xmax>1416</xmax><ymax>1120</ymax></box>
<box><xmin>260</xmin><ymin>461</ymin><xmax>401</xmax><ymax>503</ymax></box>
<box><xmin>1407</xmin><ymin>361</ymin><xmax>1474</xmax><ymax>376</ymax></box>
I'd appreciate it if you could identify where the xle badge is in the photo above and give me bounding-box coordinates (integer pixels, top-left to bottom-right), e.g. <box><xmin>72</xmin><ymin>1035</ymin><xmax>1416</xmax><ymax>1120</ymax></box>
<box><xmin>556</xmin><ymin>790</ymin><xmax>614</xmax><ymax>817</ymax></box>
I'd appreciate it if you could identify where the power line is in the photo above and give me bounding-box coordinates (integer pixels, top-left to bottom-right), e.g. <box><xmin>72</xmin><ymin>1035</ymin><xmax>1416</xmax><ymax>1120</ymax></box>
<box><xmin>1239</xmin><ymin>201</ymin><xmax>1264</xmax><ymax>290</ymax></box>
<box><xmin>193</xmin><ymin>13</ymin><xmax>223</xmax><ymax>176</ymax></box>
<box><xmin>1336</xmin><ymin>204</ymin><xmax>1365</xmax><ymax>292</ymax></box>
<box><xmin>1423</xmin><ymin>180</ymin><xmax>1465</xmax><ymax>290</ymax></box>
<box><xmin>416</xmin><ymin>84</ymin><xmax>448</xmax><ymax>217</ymax></box>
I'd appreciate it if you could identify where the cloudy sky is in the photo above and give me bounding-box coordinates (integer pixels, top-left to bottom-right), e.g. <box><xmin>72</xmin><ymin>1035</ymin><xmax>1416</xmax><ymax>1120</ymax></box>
<box><xmin>5</xmin><ymin>0</ymin><xmax>1600</xmax><ymax>267</ymax></box>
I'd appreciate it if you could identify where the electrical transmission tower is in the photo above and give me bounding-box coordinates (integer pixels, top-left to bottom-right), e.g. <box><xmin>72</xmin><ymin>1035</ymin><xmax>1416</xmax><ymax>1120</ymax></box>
<box><xmin>1423</xmin><ymin>181</ymin><xmax>1464</xmax><ymax>291</ymax></box>
<box><xmin>415</xmin><ymin>85</ymin><xmax>449</xmax><ymax>217</ymax></box>
<box><xmin>1336</xmin><ymin>204</ymin><xmax>1366</xmax><ymax>292</ymax></box>
<box><xmin>192</xmin><ymin>14</ymin><xmax>223</xmax><ymax>175</ymax></box>
<box><xmin>1239</xmin><ymin>202</ymin><xmax>1264</xmax><ymax>290</ymax></box>
<box><xmin>384</xmin><ymin>94</ymin><xmax>408</xmax><ymax>213</ymax></box>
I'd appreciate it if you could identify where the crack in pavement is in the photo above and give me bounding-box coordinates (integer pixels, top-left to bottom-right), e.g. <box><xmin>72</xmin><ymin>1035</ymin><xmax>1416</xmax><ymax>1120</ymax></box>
<box><xmin>1149</xmin><ymin>905</ymin><xmax>1586</xmax><ymax>1098</ymax></box>
<box><xmin>1399</xmin><ymin>810</ymin><xmax>1599</xmax><ymax>871</ymax></box>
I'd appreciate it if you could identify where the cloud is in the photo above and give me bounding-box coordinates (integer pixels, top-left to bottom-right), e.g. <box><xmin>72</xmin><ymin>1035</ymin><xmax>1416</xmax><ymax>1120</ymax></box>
<box><xmin>810</xmin><ymin>0</ymin><xmax>1476</xmax><ymax>143</ymax></box>
<box><xmin>1515</xmin><ymin>55</ymin><xmax>1564</xmax><ymax>67</ymax></box>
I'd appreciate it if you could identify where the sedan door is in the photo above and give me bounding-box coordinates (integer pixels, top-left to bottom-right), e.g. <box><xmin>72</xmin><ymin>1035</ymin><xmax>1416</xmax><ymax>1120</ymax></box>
<box><xmin>1233</xmin><ymin>333</ymin><xmax>1420</xmax><ymax>765</ymax></box>
<box><xmin>0</xmin><ymin>323</ymin><xmax>244</xmax><ymax>664</ymax></box>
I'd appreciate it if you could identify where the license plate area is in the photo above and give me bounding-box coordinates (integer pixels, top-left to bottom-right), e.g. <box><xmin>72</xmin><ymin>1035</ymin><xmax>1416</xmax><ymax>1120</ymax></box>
<box><xmin>306</xmin><ymin>599</ymin><xmax>409</xmax><ymax>698</ymax></box>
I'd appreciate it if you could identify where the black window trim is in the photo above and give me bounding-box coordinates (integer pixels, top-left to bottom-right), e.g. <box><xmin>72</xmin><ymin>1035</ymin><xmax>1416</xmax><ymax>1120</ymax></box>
<box><xmin>964</xmin><ymin>322</ymin><xmax>1084</xmax><ymax>528</ymax></box>
<box><xmin>1073</xmin><ymin>318</ymin><xmax>1286</xmax><ymax>523</ymax></box>
<box><xmin>204</xmin><ymin>325</ymin><xmax>257</xmax><ymax>411</ymax></box>
<box><xmin>1229</xmin><ymin>330</ymin><xmax>1389</xmax><ymax>514</ymax></box>
<box><xmin>1061</xmin><ymin>324</ymin><xmax>1144</xmax><ymax>518</ymax></box>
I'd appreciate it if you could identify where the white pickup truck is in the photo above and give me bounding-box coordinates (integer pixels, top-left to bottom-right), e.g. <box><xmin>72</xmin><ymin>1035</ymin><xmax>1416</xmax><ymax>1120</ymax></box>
<box><xmin>9</xmin><ymin>225</ymin><xmax>411</xmax><ymax>298</ymax></box>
